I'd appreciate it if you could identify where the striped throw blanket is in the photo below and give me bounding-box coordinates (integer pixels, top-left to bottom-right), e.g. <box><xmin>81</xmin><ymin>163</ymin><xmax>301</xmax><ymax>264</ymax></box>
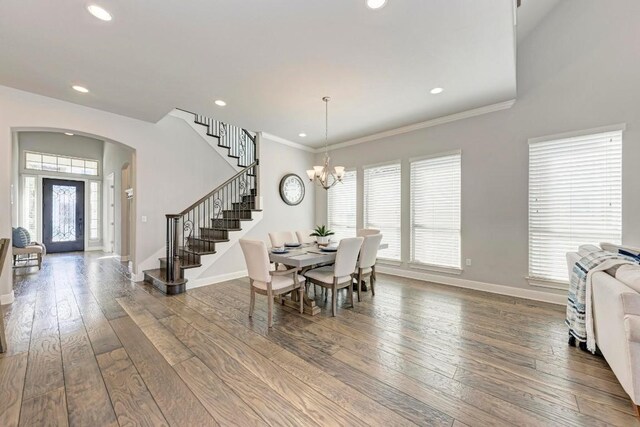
<box><xmin>566</xmin><ymin>250</ymin><xmax>638</xmax><ymax>353</ymax></box>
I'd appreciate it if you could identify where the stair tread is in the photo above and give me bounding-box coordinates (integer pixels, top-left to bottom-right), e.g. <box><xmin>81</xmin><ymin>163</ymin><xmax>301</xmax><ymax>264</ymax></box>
<box><xmin>143</xmin><ymin>268</ymin><xmax>187</xmax><ymax>285</ymax></box>
<box><xmin>158</xmin><ymin>257</ymin><xmax>203</xmax><ymax>269</ymax></box>
<box><xmin>188</xmin><ymin>236</ymin><xmax>229</xmax><ymax>243</ymax></box>
<box><xmin>200</xmin><ymin>226</ymin><xmax>241</xmax><ymax>231</ymax></box>
<box><xmin>180</xmin><ymin>247</ymin><xmax>217</xmax><ymax>256</ymax></box>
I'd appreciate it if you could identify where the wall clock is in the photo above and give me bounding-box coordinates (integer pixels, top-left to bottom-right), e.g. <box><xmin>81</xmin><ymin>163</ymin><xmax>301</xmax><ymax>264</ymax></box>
<box><xmin>279</xmin><ymin>173</ymin><xmax>305</xmax><ymax>206</ymax></box>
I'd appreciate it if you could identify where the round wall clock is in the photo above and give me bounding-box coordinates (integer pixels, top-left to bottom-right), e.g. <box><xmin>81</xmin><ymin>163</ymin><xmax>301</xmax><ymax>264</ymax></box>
<box><xmin>279</xmin><ymin>173</ymin><xmax>305</xmax><ymax>206</ymax></box>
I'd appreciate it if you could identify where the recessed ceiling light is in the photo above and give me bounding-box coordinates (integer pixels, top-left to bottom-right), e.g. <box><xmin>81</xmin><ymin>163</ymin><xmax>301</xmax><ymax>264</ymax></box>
<box><xmin>214</xmin><ymin>99</ymin><xmax>227</xmax><ymax>107</ymax></box>
<box><xmin>87</xmin><ymin>5</ymin><xmax>112</xmax><ymax>21</ymax></box>
<box><xmin>64</xmin><ymin>132</ymin><xmax>74</xmax><ymax>136</ymax></box>
<box><xmin>299</xmin><ymin>133</ymin><xmax>307</xmax><ymax>138</ymax></box>
<box><xmin>72</xmin><ymin>85</ymin><xmax>89</xmax><ymax>93</ymax></box>
<box><xmin>367</xmin><ymin>0</ymin><xmax>387</xmax><ymax>10</ymax></box>
<box><xmin>430</xmin><ymin>87</ymin><xmax>444</xmax><ymax>94</ymax></box>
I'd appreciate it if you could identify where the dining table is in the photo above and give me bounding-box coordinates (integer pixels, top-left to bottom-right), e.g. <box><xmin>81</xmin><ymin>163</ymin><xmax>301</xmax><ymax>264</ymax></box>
<box><xmin>268</xmin><ymin>241</ymin><xmax>388</xmax><ymax>316</ymax></box>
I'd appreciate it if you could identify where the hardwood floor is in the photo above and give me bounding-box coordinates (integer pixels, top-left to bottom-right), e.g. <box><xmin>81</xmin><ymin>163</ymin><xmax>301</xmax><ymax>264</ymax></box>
<box><xmin>1</xmin><ymin>252</ymin><xmax>638</xmax><ymax>426</ymax></box>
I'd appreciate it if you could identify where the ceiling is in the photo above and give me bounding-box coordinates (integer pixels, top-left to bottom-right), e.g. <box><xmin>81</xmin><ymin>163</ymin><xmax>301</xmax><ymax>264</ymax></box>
<box><xmin>0</xmin><ymin>1</ymin><xmax>550</xmax><ymax>147</ymax></box>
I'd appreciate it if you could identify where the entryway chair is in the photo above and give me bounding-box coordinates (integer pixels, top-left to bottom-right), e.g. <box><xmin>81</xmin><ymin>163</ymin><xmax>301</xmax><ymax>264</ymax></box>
<box><xmin>355</xmin><ymin>233</ymin><xmax>383</xmax><ymax>302</ymax></box>
<box><xmin>304</xmin><ymin>237</ymin><xmax>363</xmax><ymax>316</ymax></box>
<box><xmin>239</xmin><ymin>239</ymin><xmax>305</xmax><ymax>328</ymax></box>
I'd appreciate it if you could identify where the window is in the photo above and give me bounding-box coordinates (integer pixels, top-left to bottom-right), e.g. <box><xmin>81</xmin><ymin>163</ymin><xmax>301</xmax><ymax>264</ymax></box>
<box><xmin>327</xmin><ymin>170</ymin><xmax>357</xmax><ymax>242</ymax></box>
<box><xmin>410</xmin><ymin>152</ymin><xmax>461</xmax><ymax>269</ymax></box>
<box><xmin>89</xmin><ymin>181</ymin><xmax>100</xmax><ymax>240</ymax></box>
<box><xmin>364</xmin><ymin>163</ymin><xmax>401</xmax><ymax>260</ymax></box>
<box><xmin>22</xmin><ymin>176</ymin><xmax>38</xmax><ymax>239</ymax></box>
<box><xmin>529</xmin><ymin>130</ymin><xmax>622</xmax><ymax>283</ymax></box>
<box><xmin>25</xmin><ymin>151</ymin><xmax>99</xmax><ymax>176</ymax></box>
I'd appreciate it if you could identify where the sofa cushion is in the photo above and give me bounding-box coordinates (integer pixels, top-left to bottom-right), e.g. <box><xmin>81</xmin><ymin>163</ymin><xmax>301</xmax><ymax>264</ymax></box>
<box><xmin>12</xmin><ymin>227</ymin><xmax>30</xmax><ymax>248</ymax></box>
<box><xmin>616</xmin><ymin>265</ymin><xmax>640</xmax><ymax>293</ymax></box>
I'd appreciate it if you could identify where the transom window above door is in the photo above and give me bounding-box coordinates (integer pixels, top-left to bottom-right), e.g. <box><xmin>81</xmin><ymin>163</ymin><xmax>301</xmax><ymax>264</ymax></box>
<box><xmin>25</xmin><ymin>151</ymin><xmax>99</xmax><ymax>176</ymax></box>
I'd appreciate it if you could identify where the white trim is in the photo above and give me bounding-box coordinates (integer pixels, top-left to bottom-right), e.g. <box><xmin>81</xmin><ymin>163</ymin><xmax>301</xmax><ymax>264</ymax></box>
<box><xmin>526</xmin><ymin>276</ymin><xmax>569</xmax><ymax>291</ymax></box>
<box><xmin>408</xmin><ymin>262</ymin><xmax>463</xmax><ymax>276</ymax></box>
<box><xmin>325</xmin><ymin>100</ymin><xmax>516</xmax><ymax>152</ymax></box>
<box><xmin>1</xmin><ymin>291</ymin><xmax>15</xmax><ymax>305</ymax></box>
<box><xmin>377</xmin><ymin>264</ymin><xmax>566</xmax><ymax>305</ymax></box>
<box><xmin>362</xmin><ymin>158</ymin><xmax>402</xmax><ymax>170</ymax></box>
<box><xmin>259</xmin><ymin>132</ymin><xmax>316</xmax><ymax>153</ymax></box>
<box><xmin>409</xmin><ymin>149</ymin><xmax>462</xmax><ymax>163</ymax></box>
<box><xmin>118</xmin><ymin>254</ymin><xmax>129</xmax><ymax>262</ymax></box>
<box><xmin>528</xmin><ymin>123</ymin><xmax>626</xmax><ymax>145</ymax></box>
<box><xmin>85</xmin><ymin>246</ymin><xmax>104</xmax><ymax>252</ymax></box>
<box><xmin>186</xmin><ymin>270</ymin><xmax>248</xmax><ymax>290</ymax></box>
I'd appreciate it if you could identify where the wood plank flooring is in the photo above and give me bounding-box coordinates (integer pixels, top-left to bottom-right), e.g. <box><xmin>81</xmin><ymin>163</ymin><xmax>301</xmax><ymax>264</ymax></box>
<box><xmin>1</xmin><ymin>252</ymin><xmax>638</xmax><ymax>426</ymax></box>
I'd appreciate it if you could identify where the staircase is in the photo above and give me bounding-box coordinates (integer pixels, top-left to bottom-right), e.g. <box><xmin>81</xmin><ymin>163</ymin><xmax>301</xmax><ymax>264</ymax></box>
<box><xmin>143</xmin><ymin>111</ymin><xmax>261</xmax><ymax>295</ymax></box>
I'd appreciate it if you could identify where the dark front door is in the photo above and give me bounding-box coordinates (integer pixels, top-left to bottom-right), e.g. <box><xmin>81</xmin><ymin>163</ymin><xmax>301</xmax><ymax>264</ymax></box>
<box><xmin>43</xmin><ymin>178</ymin><xmax>85</xmax><ymax>253</ymax></box>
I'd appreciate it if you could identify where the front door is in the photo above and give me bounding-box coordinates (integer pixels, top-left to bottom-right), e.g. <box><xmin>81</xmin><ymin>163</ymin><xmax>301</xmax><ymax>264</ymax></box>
<box><xmin>43</xmin><ymin>178</ymin><xmax>85</xmax><ymax>253</ymax></box>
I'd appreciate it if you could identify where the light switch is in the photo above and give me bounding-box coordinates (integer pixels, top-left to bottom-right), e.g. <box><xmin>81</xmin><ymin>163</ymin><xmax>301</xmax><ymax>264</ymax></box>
<box><xmin>141</xmin><ymin>216</ymin><xmax>147</xmax><ymax>223</ymax></box>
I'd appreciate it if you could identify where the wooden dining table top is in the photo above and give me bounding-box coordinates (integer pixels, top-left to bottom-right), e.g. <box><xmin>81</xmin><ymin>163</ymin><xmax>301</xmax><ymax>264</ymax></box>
<box><xmin>268</xmin><ymin>242</ymin><xmax>388</xmax><ymax>269</ymax></box>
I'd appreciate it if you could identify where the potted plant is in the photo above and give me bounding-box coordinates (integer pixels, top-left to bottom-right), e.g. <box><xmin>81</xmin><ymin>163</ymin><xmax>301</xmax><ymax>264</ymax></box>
<box><xmin>310</xmin><ymin>225</ymin><xmax>334</xmax><ymax>245</ymax></box>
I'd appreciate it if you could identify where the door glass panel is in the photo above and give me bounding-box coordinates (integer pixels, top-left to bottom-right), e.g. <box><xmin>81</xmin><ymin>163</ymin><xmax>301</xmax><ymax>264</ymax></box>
<box><xmin>52</xmin><ymin>184</ymin><xmax>77</xmax><ymax>242</ymax></box>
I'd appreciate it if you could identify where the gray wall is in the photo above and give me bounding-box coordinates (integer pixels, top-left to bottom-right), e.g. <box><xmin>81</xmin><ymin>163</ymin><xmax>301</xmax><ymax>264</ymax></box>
<box><xmin>316</xmin><ymin>0</ymin><xmax>640</xmax><ymax>294</ymax></box>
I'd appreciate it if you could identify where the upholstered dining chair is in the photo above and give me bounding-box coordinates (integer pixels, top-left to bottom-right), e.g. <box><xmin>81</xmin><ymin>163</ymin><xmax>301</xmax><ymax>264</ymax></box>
<box><xmin>268</xmin><ymin>231</ymin><xmax>296</xmax><ymax>248</ymax></box>
<box><xmin>357</xmin><ymin>228</ymin><xmax>380</xmax><ymax>237</ymax></box>
<box><xmin>304</xmin><ymin>237</ymin><xmax>363</xmax><ymax>316</ymax></box>
<box><xmin>295</xmin><ymin>230</ymin><xmax>316</xmax><ymax>244</ymax></box>
<box><xmin>240</xmin><ymin>239</ymin><xmax>305</xmax><ymax>328</ymax></box>
<box><xmin>355</xmin><ymin>233</ymin><xmax>383</xmax><ymax>302</ymax></box>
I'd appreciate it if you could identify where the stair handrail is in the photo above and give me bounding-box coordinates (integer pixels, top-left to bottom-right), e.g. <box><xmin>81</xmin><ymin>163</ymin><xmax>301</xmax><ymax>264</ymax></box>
<box><xmin>177</xmin><ymin>160</ymin><xmax>258</xmax><ymax>216</ymax></box>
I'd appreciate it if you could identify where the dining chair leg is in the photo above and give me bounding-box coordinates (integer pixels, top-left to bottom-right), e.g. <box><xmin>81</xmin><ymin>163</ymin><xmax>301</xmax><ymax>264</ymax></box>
<box><xmin>298</xmin><ymin>287</ymin><xmax>304</xmax><ymax>314</ymax></box>
<box><xmin>267</xmin><ymin>289</ymin><xmax>273</xmax><ymax>328</ymax></box>
<box><xmin>331</xmin><ymin>281</ymin><xmax>337</xmax><ymax>317</ymax></box>
<box><xmin>370</xmin><ymin>265</ymin><xmax>376</xmax><ymax>296</ymax></box>
<box><xmin>249</xmin><ymin>283</ymin><xmax>255</xmax><ymax>318</ymax></box>
<box><xmin>348</xmin><ymin>277</ymin><xmax>354</xmax><ymax>308</ymax></box>
<box><xmin>357</xmin><ymin>269</ymin><xmax>363</xmax><ymax>302</ymax></box>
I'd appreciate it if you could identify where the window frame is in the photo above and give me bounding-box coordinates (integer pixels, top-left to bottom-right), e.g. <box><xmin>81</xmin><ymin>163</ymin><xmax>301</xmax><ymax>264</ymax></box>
<box><xmin>527</xmin><ymin>124</ymin><xmax>624</xmax><ymax>288</ymax></box>
<box><xmin>409</xmin><ymin>150</ymin><xmax>462</xmax><ymax>272</ymax></box>
<box><xmin>24</xmin><ymin>150</ymin><xmax>100</xmax><ymax>177</ymax></box>
<box><xmin>363</xmin><ymin>160</ymin><xmax>402</xmax><ymax>261</ymax></box>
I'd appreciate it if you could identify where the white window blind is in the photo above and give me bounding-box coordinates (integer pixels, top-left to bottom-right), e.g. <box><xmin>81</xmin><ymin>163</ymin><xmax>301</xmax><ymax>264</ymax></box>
<box><xmin>327</xmin><ymin>170</ymin><xmax>357</xmax><ymax>242</ymax></box>
<box><xmin>364</xmin><ymin>163</ymin><xmax>401</xmax><ymax>260</ymax></box>
<box><xmin>410</xmin><ymin>153</ymin><xmax>461</xmax><ymax>269</ymax></box>
<box><xmin>529</xmin><ymin>130</ymin><xmax>622</xmax><ymax>282</ymax></box>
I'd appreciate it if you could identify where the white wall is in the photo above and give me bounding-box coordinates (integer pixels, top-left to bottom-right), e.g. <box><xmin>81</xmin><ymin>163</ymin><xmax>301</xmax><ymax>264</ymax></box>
<box><xmin>197</xmin><ymin>135</ymin><xmax>316</xmax><ymax>278</ymax></box>
<box><xmin>315</xmin><ymin>0</ymin><xmax>640</xmax><ymax>296</ymax></box>
<box><xmin>18</xmin><ymin>131</ymin><xmax>104</xmax><ymax>162</ymax></box>
<box><xmin>0</xmin><ymin>86</ymin><xmax>315</xmax><ymax>301</ymax></box>
<box><xmin>0</xmin><ymin>88</ymin><xmax>240</xmax><ymax>301</ymax></box>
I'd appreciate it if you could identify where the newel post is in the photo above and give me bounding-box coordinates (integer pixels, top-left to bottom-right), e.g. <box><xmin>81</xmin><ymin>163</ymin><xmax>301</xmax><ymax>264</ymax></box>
<box><xmin>165</xmin><ymin>214</ymin><xmax>180</xmax><ymax>282</ymax></box>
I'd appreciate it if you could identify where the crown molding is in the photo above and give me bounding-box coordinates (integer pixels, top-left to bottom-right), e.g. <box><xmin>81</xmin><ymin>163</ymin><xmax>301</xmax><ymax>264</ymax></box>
<box><xmin>323</xmin><ymin>99</ymin><xmax>516</xmax><ymax>153</ymax></box>
<box><xmin>260</xmin><ymin>132</ymin><xmax>316</xmax><ymax>153</ymax></box>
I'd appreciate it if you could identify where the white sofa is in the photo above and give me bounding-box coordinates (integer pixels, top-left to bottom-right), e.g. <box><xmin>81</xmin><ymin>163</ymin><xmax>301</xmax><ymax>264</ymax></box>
<box><xmin>566</xmin><ymin>250</ymin><xmax>640</xmax><ymax>412</ymax></box>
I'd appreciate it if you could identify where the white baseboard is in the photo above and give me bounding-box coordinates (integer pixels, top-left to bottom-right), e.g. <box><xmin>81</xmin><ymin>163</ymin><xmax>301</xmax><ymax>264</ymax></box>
<box><xmin>186</xmin><ymin>270</ymin><xmax>248</xmax><ymax>290</ymax></box>
<box><xmin>85</xmin><ymin>246</ymin><xmax>104</xmax><ymax>252</ymax></box>
<box><xmin>1</xmin><ymin>291</ymin><xmax>15</xmax><ymax>305</ymax></box>
<box><xmin>376</xmin><ymin>265</ymin><xmax>566</xmax><ymax>305</ymax></box>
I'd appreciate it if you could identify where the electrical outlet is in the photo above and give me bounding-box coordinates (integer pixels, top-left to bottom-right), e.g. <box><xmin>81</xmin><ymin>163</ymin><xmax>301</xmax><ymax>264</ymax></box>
<box><xmin>466</xmin><ymin>258</ymin><xmax>472</xmax><ymax>266</ymax></box>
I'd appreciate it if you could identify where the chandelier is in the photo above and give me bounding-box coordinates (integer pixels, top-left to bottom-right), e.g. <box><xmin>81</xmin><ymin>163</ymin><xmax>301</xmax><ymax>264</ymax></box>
<box><xmin>306</xmin><ymin>97</ymin><xmax>345</xmax><ymax>190</ymax></box>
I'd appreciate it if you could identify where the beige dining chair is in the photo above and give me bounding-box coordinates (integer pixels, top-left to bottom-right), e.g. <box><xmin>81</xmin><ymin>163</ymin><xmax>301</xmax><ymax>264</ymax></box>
<box><xmin>304</xmin><ymin>237</ymin><xmax>363</xmax><ymax>316</ymax></box>
<box><xmin>296</xmin><ymin>230</ymin><xmax>316</xmax><ymax>244</ymax></box>
<box><xmin>357</xmin><ymin>228</ymin><xmax>380</xmax><ymax>237</ymax></box>
<box><xmin>0</xmin><ymin>238</ymin><xmax>9</xmax><ymax>353</ymax></box>
<box><xmin>239</xmin><ymin>239</ymin><xmax>304</xmax><ymax>328</ymax></box>
<box><xmin>268</xmin><ymin>231</ymin><xmax>296</xmax><ymax>248</ymax></box>
<box><xmin>355</xmin><ymin>233</ymin><xmax>383</xmax><ymax>302</ymax></box>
